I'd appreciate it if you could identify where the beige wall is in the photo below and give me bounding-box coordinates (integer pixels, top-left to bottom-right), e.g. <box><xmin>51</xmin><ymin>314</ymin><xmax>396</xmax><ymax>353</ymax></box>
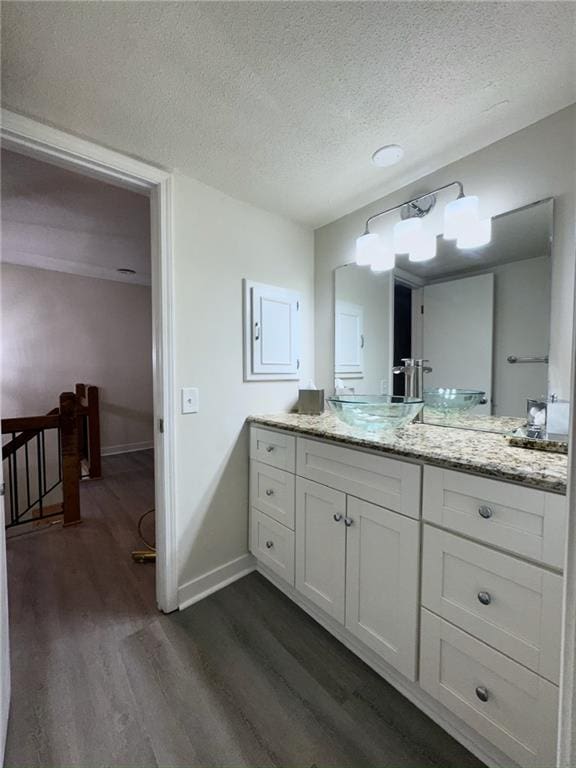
<box><xmin>172</xmin><ymin>173</ymin><xmax>314</xmax><ymax>593</ymax></box>
<box><xmin>1</xmin><ymin>264</ymin><xmax>153</xmax><ymax>452</ymax></box>
<box><xmin>315</xmin><ymin>105</ymin><xmax>576</xmax><ymax>400</ymax></box>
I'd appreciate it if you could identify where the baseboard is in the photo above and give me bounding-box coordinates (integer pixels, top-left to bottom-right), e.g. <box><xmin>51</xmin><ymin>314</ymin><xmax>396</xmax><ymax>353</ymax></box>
<box><xmin>101</xmin><ymin>441</ymin><xmax>154</xmax><ymax>456</ymax></box>
<box><xmin>257</xmin><ymin>563</ymin><xmax>517</xmax><ymax>768</ymax></box>
<box><xmin>178</xmin><ymin>553</ymin><xmax>256</xmax><ymax>611</ymax></box>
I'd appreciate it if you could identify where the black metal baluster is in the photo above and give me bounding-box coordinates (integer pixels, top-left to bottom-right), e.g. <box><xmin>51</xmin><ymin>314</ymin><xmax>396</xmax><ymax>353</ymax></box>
<box><xmin>37</xmin><ymin>432</ymin><xmax>44</xmax><ymax>520</ymax></box>
<box><xmin>8</xmin><ymin>454</ymin><xmax>15</xmax><ymax>526</ymax></box>
<box><xmin>41</xmin><ymin>430</ymin><xmax>47</xmax><ymax>496</ymax></box>
<box><xmin>12</xmin><ymin>434</ymin><xmax>20</xmax><ymax>522</ymax></box>
<box><xmin>25</xmin><ymin>439</ymin><xmax>31</xmax><ymax>511</ymax></box>
<box><xmin>57</xmin><ymin>426</ymin><xmax>62</xmax><ymax>482</ymax></box>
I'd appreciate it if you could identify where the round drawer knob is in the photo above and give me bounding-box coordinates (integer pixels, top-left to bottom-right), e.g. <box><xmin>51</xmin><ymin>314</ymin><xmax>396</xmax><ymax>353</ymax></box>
<box><xmin>265</xmin><ymin>540</ymin><xmax>274</xmax><ymax>549</ymax></box>
<box><xmin>265</xmin><ymin>489</ymin><xmax>274</xmax><ymax>496</ymax></box>
<box><xmin>266</xmin><ymin>445</ymin><xmax>275</xmax><ymax>453</ymax></box>
<box><xmin>475</xmin><ymin>686</ymin><xmax>490</xmax><ymax>703</ymax></box>
<box><xmin>478</xmin><ymin>505</ymin><xmax>494</xmax><ymax>519</ymax></box>
<box><xmin>477</xmin><ymin>591</ymin><xmax>492</xmax><ymax>606</ymax></box>
<box><xmin>333</xmin><ymin>513</ymin><xmax>343</xmax><ymax>522</ymax></box>
<box><xmin>344</xmin><ymin>517</ymin><xmax>354</xmax><ymax>527</ymax></box>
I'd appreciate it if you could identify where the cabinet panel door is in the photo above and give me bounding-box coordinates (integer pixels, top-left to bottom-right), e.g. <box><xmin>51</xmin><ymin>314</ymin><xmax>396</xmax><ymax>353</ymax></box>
<box><xmin>252</xmin><ymin>283</ymin><xmax>299</xmax><ymax>375</ymax></box>
<box><xmin>345</xmin><ymin>497</ymin><xmax>420</xmax><ymax>680</ymax></box>
<box><xmin>295</xmin><ymin>477</ymin><xmax>346</xmax><ymax>623</ymax></box>
<box><xmin>335</xmin><ymin>300</ymin><xmax>364</xmax><ymax>376</ymax></box>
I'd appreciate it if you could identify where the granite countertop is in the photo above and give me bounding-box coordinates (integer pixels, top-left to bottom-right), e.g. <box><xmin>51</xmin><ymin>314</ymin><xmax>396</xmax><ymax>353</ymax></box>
<box><xmin>248</xmin><ymin>412</ymin><xmax>568</xmax><ymax>494</ymax></box>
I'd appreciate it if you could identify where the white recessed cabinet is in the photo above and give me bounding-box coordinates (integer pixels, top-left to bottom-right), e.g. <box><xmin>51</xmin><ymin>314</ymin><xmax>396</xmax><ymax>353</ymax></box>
<box><xmin>243</xmin><ymin>280</ymin><xmax>302</xmax><ymax>381</ymax></box>
<box><xmin>249</xmin><ymin>425</ymin><xmax>566</xmax><ymax>768</ymax></box>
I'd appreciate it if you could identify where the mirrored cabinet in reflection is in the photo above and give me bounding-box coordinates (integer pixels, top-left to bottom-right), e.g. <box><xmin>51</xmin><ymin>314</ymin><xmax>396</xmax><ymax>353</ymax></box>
<box><xmin>334</xmin><ymin>198</ymin><xmax>553</xmax><ymax>432</ymax></box>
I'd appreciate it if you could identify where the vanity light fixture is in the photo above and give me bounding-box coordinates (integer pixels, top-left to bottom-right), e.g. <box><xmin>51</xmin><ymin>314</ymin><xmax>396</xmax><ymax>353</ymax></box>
<box><xmin>355</xmin><ymin>180</ymin><xmax>491</xmax><ymax>270</ymax></box>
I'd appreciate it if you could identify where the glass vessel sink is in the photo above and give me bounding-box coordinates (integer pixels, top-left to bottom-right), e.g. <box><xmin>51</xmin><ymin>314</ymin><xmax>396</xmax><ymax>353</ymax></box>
<box><xmin>424</xmin><ymin>388</ymin><xmax>486</xmax><ymax>417</ymax></box>
<box><xmin>327</xmin><ymin>395</ymin><xmax>424</xmax><ymax>432</ymax></box>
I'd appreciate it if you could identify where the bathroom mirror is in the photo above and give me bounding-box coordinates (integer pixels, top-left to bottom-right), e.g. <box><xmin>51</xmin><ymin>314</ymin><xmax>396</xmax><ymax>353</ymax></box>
<box><xmin>333</xmin><ymin>198</ymin><xmax>553</xmax><ymax>433</ymax></box>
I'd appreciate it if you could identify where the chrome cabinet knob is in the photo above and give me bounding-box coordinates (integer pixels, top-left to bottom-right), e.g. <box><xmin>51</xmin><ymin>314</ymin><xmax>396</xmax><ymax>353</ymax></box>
<box><xmin>475</xmin><ymin>686</ymin><xmax>489</xmax><ymax>703</ymax></box>
<box><xmin>333</xmin><ymin>513</ymin><xmax>343</xmax><ymax>522</ymax></box>
<box><xmin>265</xmin><ymin>489</ymin><xmax>274</xmax><ymax>496</ymax></box>
<box><xmin>344</xmin><ymin>517</ymin><xmax>354</xmax><ymax>527</ymax></box>
<box><xmin>265</xmin><ymin>445</ymin><xmax>275</xmax><ymax>453</ymax></box>
<box><xmin>478</xmin><ymin>505</ymin><xmax>494</xmax><ymax>519</ymax></box>
<box><xmin>477</xmin><ymin>591</ymin><xmax>492</xmax><ymax>606</ymax></box>
<box><xmin>265</xmin><ymin>540</ymin><xmax>274</xmax><ymax>549</ymax></box>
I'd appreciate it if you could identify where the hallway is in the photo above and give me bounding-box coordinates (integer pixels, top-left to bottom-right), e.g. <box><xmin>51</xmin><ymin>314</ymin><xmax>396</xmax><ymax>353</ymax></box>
<box><xmin>4</xmin><ymin>449</ymin><xmax>481</xmax><ymax>768</ymax></box>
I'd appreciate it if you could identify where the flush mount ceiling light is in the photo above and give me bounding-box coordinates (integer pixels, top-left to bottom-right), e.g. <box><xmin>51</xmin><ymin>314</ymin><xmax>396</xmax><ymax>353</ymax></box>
<box><xmin>371</xmin><ymin>144</ymin><xmax>404</xmax><ymax>168</ymax></box>
<box><xmin>354</xmin><ymin>180</ymin><xmax>491</xmax><ymax>271</ymax></box>
<box><xmin>117</xmin><ymin>267</ymin><xmax>136</xmax><ymax>275</ymax></box>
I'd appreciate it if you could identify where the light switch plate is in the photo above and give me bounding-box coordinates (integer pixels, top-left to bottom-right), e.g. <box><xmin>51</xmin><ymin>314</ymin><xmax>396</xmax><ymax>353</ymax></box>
<box><xmin>181</xmin><ymin>387</ymin><xmax>199</xmax><ymax>414</ymax></box>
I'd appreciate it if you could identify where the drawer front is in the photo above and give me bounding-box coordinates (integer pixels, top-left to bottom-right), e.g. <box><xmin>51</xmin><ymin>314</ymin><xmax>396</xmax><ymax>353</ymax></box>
<box><xmin>250</xmin><ymin>427</ymin><xmax>296</xmax><ymax>472</ymax></box>
<box><xmin>420</xmin><ymin>609</ymin><xmax>559</xmax><ymax>768</ymax></box>
<box><xmin>296</xmin><ymin>437</ymin><xmax>421</xmax><ymax>519</ymax></box>
<box><xmin>422</xmin><ymin>525</ymin><xmax>563</xmax><ymax>683</ymax></box>
<box><xmin>251</xmin><ymin>509</ymin><xmax>295</xmax><ymax>585</ymax></box>
<box><xmin>250</xmin><ymin>461</ymin><xmax>295</xmax><ymax>529</ymax></box>
<box><xmin>423</xmin><ymin>466</ymin><xmax>566</xmax><ymax>568</ymax></box>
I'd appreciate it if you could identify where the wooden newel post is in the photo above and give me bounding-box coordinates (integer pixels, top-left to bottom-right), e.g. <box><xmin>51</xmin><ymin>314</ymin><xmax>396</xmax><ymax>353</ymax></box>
<box><xmin>87</xmin><ymin>386</ymin><xmax>102</xmax><ymax>479</ymax></box>
<box><xmin>60</xmin><ymin>392</ymin><xmax>81</xmax><ymax>526</ymax></box>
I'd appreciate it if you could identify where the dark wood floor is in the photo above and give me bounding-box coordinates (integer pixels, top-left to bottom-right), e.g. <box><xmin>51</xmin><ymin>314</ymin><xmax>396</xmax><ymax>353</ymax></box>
<box><xmin>4</xmin><ymin>450</ymin><xmax>484</xmax><ymax>768</ymax></box>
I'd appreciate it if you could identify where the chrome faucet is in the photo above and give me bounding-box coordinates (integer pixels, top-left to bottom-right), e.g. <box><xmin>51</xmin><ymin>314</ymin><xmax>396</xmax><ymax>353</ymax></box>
<box><xmin>392</xmin><ymin>358</ymin><xmax>432</xmax><ymax>422</ymax></box>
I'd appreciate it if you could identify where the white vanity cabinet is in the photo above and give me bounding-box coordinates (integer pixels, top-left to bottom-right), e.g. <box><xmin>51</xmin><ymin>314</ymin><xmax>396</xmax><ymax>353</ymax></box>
<box><xmin>250</xmin><ymin>426</ymin><xmax>421</xmax><ymax>681</ymax></box>
<box><xmin>248</xmin><ymin>423</ymin><xmax>566</xmax><ymax>768</ymax></box>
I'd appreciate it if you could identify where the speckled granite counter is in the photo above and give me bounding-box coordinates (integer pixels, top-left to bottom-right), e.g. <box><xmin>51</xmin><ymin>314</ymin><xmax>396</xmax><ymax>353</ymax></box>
<box><xmin>248</xmin><ymin>412</ymin><xmax>568</xmax><ymax>494</ymax></box>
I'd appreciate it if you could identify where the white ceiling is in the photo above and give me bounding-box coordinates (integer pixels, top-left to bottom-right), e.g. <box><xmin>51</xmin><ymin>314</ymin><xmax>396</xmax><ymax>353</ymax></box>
<box><xmin>1</xmin><ymin>149</ymin><xmax>151</xmax><ymax>284</ymax></box>
<box><xmin>2</xmin><ymin>2</ymin><xmax>575</xmax><ymax>227</ymax></box>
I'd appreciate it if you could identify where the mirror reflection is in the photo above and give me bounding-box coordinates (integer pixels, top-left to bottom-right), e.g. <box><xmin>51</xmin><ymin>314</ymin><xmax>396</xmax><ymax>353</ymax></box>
<box><xmin>334</xmin><ymin>199</ymin><xmax>553</xmax><ymax>432</ymax></box>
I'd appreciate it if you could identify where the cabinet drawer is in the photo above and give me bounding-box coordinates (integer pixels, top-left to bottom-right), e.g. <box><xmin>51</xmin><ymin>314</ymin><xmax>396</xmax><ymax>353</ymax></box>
<box><xmin>422</xmin><ymin>525</ymin><xmax>563</xmax><ymax>683</ymax></box>
<box><xmin>423</xmin><ymin>466</ymin><xmax>566</xmax><ymax>568</ymax></box>
<box><xmin>297</xmin><ymin>437</ymin><xmax>421</xmax><ymax>519</ymax></box>
<box><xmin>250</xmin><ymin>427</ymin><xmax>296</xmax><ymax>472</ymax></box>
<box><xmin>250</xmin><ymin>461</ymin><xmax>295</xmax><ymax>529</ymax></box>
<box><xmin>251</xmin><ymin>509</ymin><xmax>295</xmax><ymax>586</ymax></box>
<box><xmin>420</xmin><ymin>609</ymin><xmax>558</xmax><ymax>768</ymax></box>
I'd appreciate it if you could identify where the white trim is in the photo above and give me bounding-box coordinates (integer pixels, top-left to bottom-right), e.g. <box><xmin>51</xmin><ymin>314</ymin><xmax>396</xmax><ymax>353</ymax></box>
<box><xmin>558</xmin><ymin>237</ymin><xmax>576</xmax><ymax>764</ymax></box>
<box><xmin>178</xmin><ymin>554</ymin><xmax>256</xmax><ymax>611</ymax></box>
<box><xmin>1</xmin><ymin>109</ymin><xmax>178</xmax><ymax>615</ymax></box>
<box><xmin>101</xmin><ymin>441</ymin><xmax>154</xmax><ymax>457</ymax></box>
<box><xmin>3</xmin><ymin>252</ymin><xmax>151</xmax><ymax>286</ymax></box>
<box><xmin>257</xmin><ymin>562</ymin><xmax>518</xmax><ymax>768</ymax></box>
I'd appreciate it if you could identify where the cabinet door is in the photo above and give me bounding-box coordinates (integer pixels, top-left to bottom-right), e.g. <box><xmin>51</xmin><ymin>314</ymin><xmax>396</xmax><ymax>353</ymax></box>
<box><xmin>335</xmin><ymin>300</ymin><xmax>364</xmax><ymax>376</ymax></box>
<box><xmin>295</xmin><ymin>477</ymin><xmax>346</xmax><ymax>622</ymax></box>
<box><xmin>345</xmin><ymin>497</ymin><xmax>420</xmax><ymax>680</ymax></box>
<box><xmin>244</xmin><ymin>280</ymin><xmax>301</xmax><ymax>380</ymax></box>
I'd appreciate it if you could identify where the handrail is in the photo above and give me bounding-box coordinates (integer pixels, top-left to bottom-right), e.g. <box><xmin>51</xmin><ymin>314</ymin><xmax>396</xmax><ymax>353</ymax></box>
<box><xmin>2</xmin><ymin>385</ymin><xmax>101</xmax><ymax>530</ymax></box>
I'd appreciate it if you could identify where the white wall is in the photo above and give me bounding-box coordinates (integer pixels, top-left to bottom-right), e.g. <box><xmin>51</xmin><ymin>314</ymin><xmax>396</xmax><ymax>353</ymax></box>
<box><xmin>172</xmin><ymin>173</ymin><xmax>314</xmax><ymax>596</ymax></box>
<box><xmin>1</xmin><ymin>265</ymin><xmax>154</xmax><ymax>453</ymax></box>
<box><xmin>315</xmin><ymin>105</ymin><xmax>576</xmax><ymax>399</ymax></box>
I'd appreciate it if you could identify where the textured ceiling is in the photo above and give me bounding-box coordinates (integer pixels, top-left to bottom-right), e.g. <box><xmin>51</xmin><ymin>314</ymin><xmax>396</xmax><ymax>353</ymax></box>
<box><xmin>2</xmin><ymin>2</ymin><xmax>575</xmax><ymax>227</ymax></box>
<box><xmin>2</xmin><ymin>149</ymin><xmax>151</xmax><ymax>282</ymax></box>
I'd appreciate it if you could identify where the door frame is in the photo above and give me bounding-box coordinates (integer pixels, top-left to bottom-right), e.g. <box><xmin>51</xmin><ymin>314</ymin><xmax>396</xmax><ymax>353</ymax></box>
<box><xmin>0</xmin><ymin>109</ymin><xmax>178</xmax><ymax>613</ymax></box>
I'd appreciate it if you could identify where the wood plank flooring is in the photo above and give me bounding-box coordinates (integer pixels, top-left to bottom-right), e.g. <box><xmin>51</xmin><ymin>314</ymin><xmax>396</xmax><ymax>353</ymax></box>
<box><xmin>4</xmin><ymin>450</ymin><xmax>484</xmax><ymax>768</ymax></box>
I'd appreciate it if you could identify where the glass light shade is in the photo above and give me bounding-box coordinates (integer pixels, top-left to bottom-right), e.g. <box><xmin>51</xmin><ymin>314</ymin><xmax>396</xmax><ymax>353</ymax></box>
<box><xmin>408</xmin><ymin>230</ymin><xmax>437</xmax><ymax>262</ymax></box>
<box><xmin>355</xmin><ymin>233</ymin><xmax>381</xmax><ymax>266</ymax></box>
<box><xmin>443</xmin><ymin>195</ymin><xmax>480</xmax><ymax>240</ymax></box>
<box><xmin>457</xmin><ymin>217</ymin><xmax>492</xmax><ymax>249</ymax></box>
<box><xmin>393</xmin><ymin>218</ymin><xmax>422</xmax><ymax>254</ymax></box>
<box><xmin>370</xmin><ymin>245</ymin><xmax>395</xmax><ymax>273</ymax></box>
